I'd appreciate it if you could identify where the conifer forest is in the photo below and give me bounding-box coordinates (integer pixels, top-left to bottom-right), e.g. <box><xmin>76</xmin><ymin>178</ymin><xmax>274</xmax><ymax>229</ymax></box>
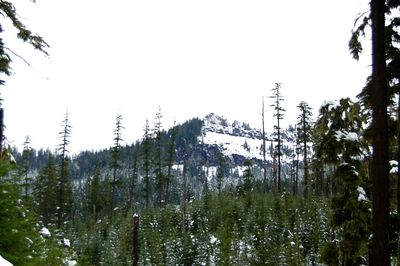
<box><xmin>1</xmin><ymin>1</ymin><xmax>400</xmax><ymax>265</ymax></box>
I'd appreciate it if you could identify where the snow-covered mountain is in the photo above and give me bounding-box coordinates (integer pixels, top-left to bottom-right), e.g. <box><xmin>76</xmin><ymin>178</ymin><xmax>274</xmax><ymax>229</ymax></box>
<box><xmin>199</xmin><ymin>113</ymin><xmax>297</xmax><ymax>167</ymax></box>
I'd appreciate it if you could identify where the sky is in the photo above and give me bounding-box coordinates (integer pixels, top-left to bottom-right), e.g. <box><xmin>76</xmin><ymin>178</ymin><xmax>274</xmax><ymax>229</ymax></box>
<box><xmin>1</xmin><ymin>0</ymin><xmax>371</xmax><ymax>154</ymax></box>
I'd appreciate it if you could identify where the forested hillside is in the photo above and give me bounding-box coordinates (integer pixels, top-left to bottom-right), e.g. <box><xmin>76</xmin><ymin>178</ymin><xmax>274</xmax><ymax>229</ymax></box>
<box><xmin>1</xmin><ymin>0</ymin><xmax>400</xmax><ymax>265</ymax></box>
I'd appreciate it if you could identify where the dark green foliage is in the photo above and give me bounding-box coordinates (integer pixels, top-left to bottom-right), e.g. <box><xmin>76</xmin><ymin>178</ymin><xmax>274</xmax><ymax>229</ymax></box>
<box><xmin>34</xmin><ymin>153</ymin><xmax>58</xmax><ymax>225</ymax></box>
<box><xmin>57</xmin><ymin>112</ymin><xmax>73</xmax><ymax>228</ymax></box>
<box><xmin>1</xmin><ymin>159</ymin><xmax>74</xmax><ymax>265</ymax></box>
<box><xmin>270</xmin><ymin>83</ymin><xmax>285</xmax><ymax>193</ymax></box>
<box><xmin>110</xmin><ymin>113</ymin><xmax>123</xmax><ymax>217</ymax></box>
<box><xmin>0</xmin><ymin>1</ymin><xmax>48</xmax><ymax>85</ymax></box>
<box><xmin>297</xmin><ymin>101</ymin><xmax>313</xmax><ymax>197</ymax></box>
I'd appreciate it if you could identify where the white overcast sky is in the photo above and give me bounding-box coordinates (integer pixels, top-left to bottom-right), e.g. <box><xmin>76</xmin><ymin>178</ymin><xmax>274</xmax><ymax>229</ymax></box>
<box><xmin>2</xmin><ymin>0</ymin><xmax>371</xmax><ymax>154</ymax></box>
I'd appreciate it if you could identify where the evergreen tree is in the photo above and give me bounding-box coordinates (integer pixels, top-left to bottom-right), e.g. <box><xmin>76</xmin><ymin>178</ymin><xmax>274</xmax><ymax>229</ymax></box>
<box><xmin>34</xmin><ymin>153</ymin><xmax>58</xmax><ymax>225</ymax></box>
<box><xmin>165</xmin><ymin>123</ymin><xmax>177</xmax><ymax>206</ymax></box>
<box><xmin>242</xmin><ymin>159</ymin><xmax>253</xmax><ymax>193</ymax></box>
<box><xmin>0</xmin><ymin>1</ymin><xmax>48</xmax><ymax>86</ymax></box>
<box><xmin>216</xmin><ymin>151</ymin><xmax>225</xmax><ymax>193</ymax></box>
<box><xmin>142</xmin><ymin>119</ymin><xmax>152</xmax><ymax>209</ymax></box>
<box><xmin>20</xmin><ymin>136</ymin><xmax>32</xmax><ymax>201</ymax></box>
<box><xmin>110</xmin><ymin>113</ymin><xmax>123</xmax><ymax>217</ymax></box>
<box><xmin>349</xmin><ymin>1</ymin><xmax>396</xmax><ymax>262</ymax></box>
<box><xmin>296</xmin><ymin>101</ymin><xmax>312</xmax><ymax>197</ymax></box>
<box><xmin>153</xmin><ymin>107</ymin><xmax>165</xmax><ymax>207</ymax></box>
<box><xmin>261</xmin><ymin>97</ymin><xmax>268</xmax><ymax>193</ymax></box>
<box><xmin>56</xmin><ymin>112</ymin><xmax>73</xmax><ymax>229</ymax></box>
<box><xmin>127</xmin><ymin>142</ymin><xmax>139</xmax><ymax>212</ymax></box>
<box><xmin>86</xmin><ymin>166</ymin><xmax>102</xmax><ymax>224</ymax></box>
<box><xmin>270</xmin><ymin>82</ymin><xmax>285</xmax><ymax>193</ymax></box>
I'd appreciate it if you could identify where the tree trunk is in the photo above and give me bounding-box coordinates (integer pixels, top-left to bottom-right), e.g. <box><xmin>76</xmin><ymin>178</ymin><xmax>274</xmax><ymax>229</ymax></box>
<box><xmin>0</xmin><ymin>108</ymin><xmax>4</xmax><ymax>154</ymax></box>
<box><xmin>371</xmin><ymin>0</ymin><xmax>389</xmax><ymax>264</ymax></box>
<box><xmin>397</xmin><ymin>93</ymin><xmax>400</xmax><ymax>216</ymax></box>
<box><xmin>262</xmin><ymin>97</ymin><xmax>268</xmax><ymax>193</ymax></box>
<box><xmin>132</xmin><ymin>214</ymin><xmax>140</xmax><ymax>266</ymax></box>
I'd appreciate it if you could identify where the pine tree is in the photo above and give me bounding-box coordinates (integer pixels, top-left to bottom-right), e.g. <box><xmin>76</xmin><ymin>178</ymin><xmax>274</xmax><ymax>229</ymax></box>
<box><xmin>56</xmin><ymin>112</ymin><xmax>73</xmax><ymax>229</ymax></box>
<box><xmin>296</xmin><ymin>101</ymin><xmax>312</xmax><ymax>198</ymax></box>
<box><xmin>216</xmin><ymin>151</ymin><xmax>225</xmax><ymax>193</ymax></box>
<box><xmin>128</xmin><ymin>142</ymin><xmax>139</xmax><ymax>212</ymax></box>
<box><xmin>261</xmin><ymin>97</ymin><xmax>268</xmax><ymax>193</ymax></box>
<box><xmin>34</xmin><ymin>153</ymin><xmax>58</xmax><ymax>225</ymax></box>
<box><xmin>242</xmin><ymin>159</ymin><xmax>253</xmax><ymax>193</ymax></box>
<box><xmin>165</xmin><ymin>123</ymin><xmax>177</xmax><ymax>206</ymax></box>
<box><xmin>110</xmin><ymin>113</ymin><xmax>123</xmax><ymax>217</ymax></box>
<box><xmin>19</xmin><ymin>136</ymin><xmax>32</xmax><ymax>201</ymax></box>
<box><xmin>153</xmin><ymin>107</ymin><xmax>165</xmax><ymax>207</ymax></box>
<box><xmin>270</xmin><ymin>83</ymin><xmax>285</xmax><ymax>193</ymax></box>
<box><xmin>142</xmin><ymin>119</ymin><xmax>152</xmax><ymax>209</ymax></box>
<box><xmin>86</xmin><ymin>166</ymin><xmax>102</xmax><ymax>224</ymax></box>
<box><xmin>349</xmin><ymin>1</ymin><xmax>394</xmax><ymax>261</ymax></box>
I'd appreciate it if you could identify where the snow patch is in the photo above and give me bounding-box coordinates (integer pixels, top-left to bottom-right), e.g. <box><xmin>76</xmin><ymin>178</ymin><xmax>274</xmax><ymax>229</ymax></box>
<box><xmin>63</xmin><ymin>259</ymin><xmax>77</xmax><ymax>266</ymax></box>
<box><xmin>335</xmin><ymin>131</ymin><xmax>359</xmax><ymax>142</ymax></box>
<box><xmin>39</xmin><ymin>227</ymin><xmax>51</xmax><ymax>238</ymax></box>
<box><xmin>63</xmin><ymin>238</ymin><xmax>71</xmax><ymax>247</ymax></box>
<box><xmin>357</xmin><ymin>187</ymin><xmax>368</xmax><ymax>202</ymax></box>
<box><xmin>322</xmin><ymin>100</ymin><xmax>340</xmax><ymax>110</ymax></box>
<box><xmin>210</xmin><ymin>235</ymin><xmax>218</xmax><ymax>244</ymax></box>
<box><xmin>0</xmin><ymin>255</ymin><xmax>13</xmax><ymax>266</ymax></box>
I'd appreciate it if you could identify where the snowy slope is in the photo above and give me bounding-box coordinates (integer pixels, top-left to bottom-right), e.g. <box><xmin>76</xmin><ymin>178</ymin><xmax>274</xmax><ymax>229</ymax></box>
<box><xmin>200</xmin><ymin>113</ymin><xmax>297</xmax><ymax>164</ymax></box>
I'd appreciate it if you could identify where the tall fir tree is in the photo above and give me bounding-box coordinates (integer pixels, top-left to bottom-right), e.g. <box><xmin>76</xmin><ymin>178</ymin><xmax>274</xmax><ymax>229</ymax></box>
<box><xmin>110</xmin><ymin>113</ymin><xmax>123</xmax><ymax>218</ymax></box>
<box><xmin>261</xmin><ymin>97</ymin><xmax>268</xmax><ymax>193</ymax></box>
<box><xmin>19</xmin><ymin>136</ymin><xmax>32</xmax><ymax>201</ymax></box>
<box><xmin>270</xmin><ymin>83</ymin><xmax>285</xmax><ymax>193</ymax></box>
<box><xmin>349</xmin><ymin>1</ymin><xmax>396</xmax><ymax>261</ymax></box>
<box><xmin>296</xmin><ymin>101</ymin><xmax>312</xmax><ymax>198</ymax></box>
<box><xmin>57</xmin><ymin>112</ymin><xmax>73</xmax><ymax>229</ymax></box>
<box><xmin>34</xmin><ymin>153</ymin><xmax>58</xmax><ymax>225</ymax></box>
<box><xmin>142</xmin><ymin>119</ymin><xmax>152</xmax><ymax>209</ymax></box>
<box><xmin>165</xmin><ymin>122</ymin><xmax>177</xmax><ymax>206</ymax></box>
<box><xmin>86</xmin><ymin>166</ymin><xmax>102</xmax><ymax>224</ymax></box>
<box><xmin>153</xmin><ymin>107</ymin><xmax>165</xmax><ymax>207</ymax></box>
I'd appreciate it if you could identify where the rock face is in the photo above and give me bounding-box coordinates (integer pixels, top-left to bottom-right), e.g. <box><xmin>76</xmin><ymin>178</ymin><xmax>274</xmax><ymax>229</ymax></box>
<box><xmin>199</xmin><ymin>113</ymin><xmax>297</xmax><ymax>167</ymax></box>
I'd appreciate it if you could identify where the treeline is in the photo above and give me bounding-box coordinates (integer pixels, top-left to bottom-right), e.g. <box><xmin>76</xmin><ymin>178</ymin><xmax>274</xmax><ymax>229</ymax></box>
<box><xmin>1</xmin><ymin>0</ymin><xmax>400</xmax><ymax>264</ymax></box>
<box><xmin>2</xmin><ymin>89</ymin><xmax>400</xmax><ymax>265</ymax></box>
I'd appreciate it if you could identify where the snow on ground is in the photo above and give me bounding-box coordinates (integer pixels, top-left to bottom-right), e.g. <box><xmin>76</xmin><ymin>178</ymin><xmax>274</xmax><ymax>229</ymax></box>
<box><xmin>39</xmin><ymin>227</ymin><xmax>51</xmax><ymax>238</ymax></box>
<box><xmin>63</xmin><ymin>259</ymin><xmax>77</xmax><ymax>266</ymax></box>
<box><xmin>0</xmin><ymin>255</ymin><xmax>13</xmax><ymax>266</ymax></box>
<box><xmin>203</xmin><ymin>131</ymin><xmax>266</xmax><ymax>161</ymax></box>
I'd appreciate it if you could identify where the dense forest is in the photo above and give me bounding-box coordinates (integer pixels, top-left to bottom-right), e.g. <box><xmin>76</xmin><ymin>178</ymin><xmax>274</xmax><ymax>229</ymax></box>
<box><xmin>1</xmin><ymin>0</ymin><xmax>400</xmax><ymax>265</ymax></box>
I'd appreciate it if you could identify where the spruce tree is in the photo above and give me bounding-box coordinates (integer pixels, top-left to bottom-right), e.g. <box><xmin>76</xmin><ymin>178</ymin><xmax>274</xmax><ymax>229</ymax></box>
<box><xmin>128</xmin><ymin>142</ymin><xmax>139</xmax><ymax>212</ymax></box>
<box><xmin>296</xmin><ymin>101</ymin><xmax>312</xmax><ymax>198</ymax></box>
<box><xmin>86</xmin><ymin>166</ymin><xmax>102</xmax><ymax>224</ymax></box>
<box><xmin>349</xmin><ymin>1</ymin><xmax>395</xmax><ymax>261</ymax></box>
<box><xmin>270</xmin><ymin>83</ymin><xmax>285</xmax><ymax>193</ymax></box>
<box><xmin>34</xmin><ymin>153</ymin><xmax>58</xmax><ymax>225</ymax></box>
<box><xmin>261</xmin><ymin>97</ymin><xmax>268</xmax><ymax>193</ymax></box>
<box><xmin>153</xmin><ymin>107</ymin><xmax>165</xmax><ymax>207</ymax></box>
<box><xmin>142</xmin><ymin>119</ymin><xmax>152</xmax><ymax>209</ymax></box>
<box><xmin>165</xmin><ymin>123</ymin><xmax>177</xmax><ymax>206</ymax></box>
<box><xmin>56</xmin><ymin>112</ymin><xmax>73</xmax><ymax>229</ymax></box>
<box><xmin>110</xmin><ymin>113</ymin><xmax>123</xmax><ymax>217</ymax></box>
<box><xmin>19</xmin><ymin>136</ymin><xmax>32</xmax><ymax>201</ymax></box>
<box><xmin>216</xmin><ymin>151</ymin><xmax>225</xmax><ymax>193</ymax></box>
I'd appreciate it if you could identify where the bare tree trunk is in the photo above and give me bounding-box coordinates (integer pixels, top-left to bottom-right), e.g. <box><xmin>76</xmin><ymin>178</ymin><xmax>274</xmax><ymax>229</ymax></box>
<box><xmin>132</xmin><ymin>214</ymin><xmax>140</xmax><ymax>266</ymax></box>
<box><xmin>371</xmin><ymin>0</ymin><xmax>389</xmax><ymax>264</ymax></box>
<box><xmin>397</xmin><ymin>94</ymin><xmax>400</xmax><ymax>216</ymax></box>
<box><xmin>262</xmin><ymin>97</ymin><xmax>268</xmax><ymax>193</ymax></box>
